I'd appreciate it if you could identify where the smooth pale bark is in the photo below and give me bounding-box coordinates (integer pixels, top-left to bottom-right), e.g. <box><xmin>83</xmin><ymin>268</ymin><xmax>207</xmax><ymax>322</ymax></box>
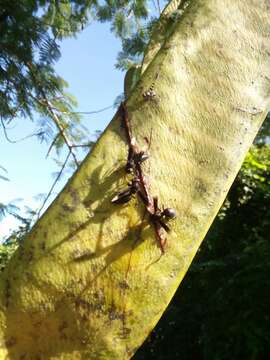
<box><xmin>1</xmin><ymin>0</ymin><xmax>270</xmax><ymax>358</ymax></box>
<box><xmin>141</xmin><ymin>0</ymin><xmax>183</xmax><ymax>73</ymax></box>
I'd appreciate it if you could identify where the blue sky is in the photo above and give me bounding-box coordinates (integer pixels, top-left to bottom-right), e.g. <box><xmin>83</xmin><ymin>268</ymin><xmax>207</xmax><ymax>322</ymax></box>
<box><xmin>0</xmin><ymin>22</ymin><xmax>125</xmax><ymax>240</ymax></box>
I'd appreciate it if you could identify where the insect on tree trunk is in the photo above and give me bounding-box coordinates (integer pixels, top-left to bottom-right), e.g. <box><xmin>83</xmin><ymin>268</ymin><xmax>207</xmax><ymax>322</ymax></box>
<box><xmin>0</xmin><ymin>0</ymin><xmax>270</xmax><ymax>359</ymax></box>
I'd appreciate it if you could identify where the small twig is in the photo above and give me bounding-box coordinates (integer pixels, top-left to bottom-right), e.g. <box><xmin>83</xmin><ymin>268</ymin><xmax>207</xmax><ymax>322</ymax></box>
<box><xmin>117</xmin><ymin>101</ymin><xmax>177</xmax><ymax>253</ymax></box>
<box><xmin>38</xmin><ymin>97</ymin><xmax>80</xmax><ymax>167</ymax></box>
<box><xmin>42</xmin><ymin>104</ymin><xmax>114</xmax><ymax>116</ymax></box>
<box><xmin>70</xmin><ymin>144</ymin><xmax>92</xmax><ymax>148</ymax></box>
<box><xmin>120</xmin><ymin>102</ymin><xmax>153</xmax><ymax>209</ymax></box>
<box><xmin>46</xmin><ymin>135</ymin><xmax>91</xmax><ymax>158</ymax></box>
<box><xmin>67</xmin><ymin>105</ymin><xmax>114</xmax><ymax>115</ymax></box>
<box><xmin>156</xmin><ymin>0</ymin><xmax>161</xmax><ymax>15</ymax></box>
<box><xmin>1</xmin><ymin>116</ymin><xmax>44</xmax><ymax>143</ymax></box>
<box><xmin>118</xmin><ymin>101</ymin><xmax>171</xmax><ymax>253</ymax></box>
<box><xmin>26</xmin><ymin>62</ymin><xmax>80</xmax><ymax>168</ymax></box>
<box><xmin>1</xmin><ymin>116</ymin><xmax>16</xmax><ymax>143</ymax></box>
<box><xmin>37</xmin><ymin>151</ymin><xmax>71</xmax><ymax>219</ymax></box>
<box><xmin>150</xmin><ymin>0</ymin><xmax>159</xmax><ymax>15</ymax></box>
<box><xmin>135</xmin><ymin>165</ymin><xmax>153</xmax><ymax>211</ymax></box>
<box><xmin>46</xmin><ymin>132</ymin><xmax>61</xmax><ymax>158</ymax></box>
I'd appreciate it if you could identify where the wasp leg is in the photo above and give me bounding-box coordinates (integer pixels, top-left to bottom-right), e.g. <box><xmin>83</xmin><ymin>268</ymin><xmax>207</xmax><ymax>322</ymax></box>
<box><xmin>111</xmin><ymin>189</ymin><xmax>133</xmax><ymax>204</ymax></box>
<box><xmin>158</xmin><ymin>219</ymin><xmax>171</xmax><ymax>233</ymax></box>
<box><xmin>153</xmin><ymin>221</ymin><xmax>166</xmax><ymax>254</ymax></box>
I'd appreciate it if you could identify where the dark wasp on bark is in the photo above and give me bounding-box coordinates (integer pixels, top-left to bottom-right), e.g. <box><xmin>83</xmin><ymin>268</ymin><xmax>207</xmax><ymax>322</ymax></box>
<box><xmin>149</xmin><ymin>197</ymin><xmax>177</xmax><ymax>253</ymax></box>
<box><xmin>125</xmin><ymin>147</ymin><xmax>149</xmax><ymax>174</ymax></box>
<box><xmin>111</xmin><ymin>178</ymin><xmax>140</xmax><ymax>204</ymax></box>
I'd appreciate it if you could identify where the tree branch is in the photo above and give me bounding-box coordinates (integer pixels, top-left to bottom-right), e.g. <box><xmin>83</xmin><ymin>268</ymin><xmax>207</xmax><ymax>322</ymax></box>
<box><xmin>37</xmin><ymin>97</ymin><xmax>80</xmax><ymax>167</ymax></box>
<box><xmin>26</xmin><ymin>62</ymin><xmax>80</xmax><ymax>168</ymax></box>
<box><xmin>0</xmin><ymin>116</ymin><xmax>44</xmax><ymax>143</ymax></box>
<box><xmin>36</xmin><ymin>150</ymin><xmax>71</xmax><ymax>219</ymax></box>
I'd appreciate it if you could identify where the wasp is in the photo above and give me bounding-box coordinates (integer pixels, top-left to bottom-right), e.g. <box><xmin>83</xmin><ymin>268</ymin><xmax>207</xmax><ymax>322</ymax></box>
<box><xmin>149</xmin><ymin>197</ymin><xmax>177</xmax><ymax>252</ymax></box>
<box><xmin>125</xmin><ymin>147</ymin><xmax>149</xmax><ymax>173</ymax></box>
<box><xmin>111</xmin><ymin>178</ymin><xmax>141</xmax><ymax>204</ymax></box>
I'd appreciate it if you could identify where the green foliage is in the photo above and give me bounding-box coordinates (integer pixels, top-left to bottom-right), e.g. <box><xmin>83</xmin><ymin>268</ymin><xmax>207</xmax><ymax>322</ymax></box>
<box><xmin>0</xmin><ymin>202</ymin><xmax>19</xmax><ymax>221</ymax></box>
<box><xmin>0</xmin><ymin>207</ymin><xmax>34</xmax><ymax>271</ymax></box>
<box><xmin>41</xmin><ymin>1</ymin><xmax>93</xmax><ymax>38</ymax></box>
<box><xmin>0</xmin><ymin>0</ymin><xmax>94</xmax><ymax>164</ymax></box>
<box><xmin>255</xmin><ymin>113</ymin><xmax>270</xmax><ymax>146</ymax></box>
<box><xmin>135</xmin><ymin>143</ymin><xmax>270</xmax><ymax>360</ymax></box>
<box><xmin>0</xmin><ymin>237</ymin><xmax>19</xmax><ymax>272</ymax></box>
<box><xmin>0</xmin><ymin>0</ymin><xmax>161</xmax><ymax>159</ymax></box>
<box><xmin>116</xmin><ymin>26</ymin><xmax>150</xmax><ymax>69</ymax></box>
<box><xmin>94</xmin><ymin>0</ymin><xmax>155</xmax><ymax>70</ymax></box>
<box><xmin>0</xmin><ymin>202</ymin><xmax>36</xmax><ymax>271</ymax></box>
<box><xmin>1</xmin><ymin>1</ymin><xmax>70</xmax><ymax>119</ymax></box>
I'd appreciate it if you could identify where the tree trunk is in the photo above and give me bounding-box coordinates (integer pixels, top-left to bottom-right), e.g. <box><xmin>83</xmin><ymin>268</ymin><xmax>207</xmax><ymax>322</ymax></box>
<box><xmin>0</xmin><ymin>0</ymin><xmax>269</xmax><ymax>358</ymax></box>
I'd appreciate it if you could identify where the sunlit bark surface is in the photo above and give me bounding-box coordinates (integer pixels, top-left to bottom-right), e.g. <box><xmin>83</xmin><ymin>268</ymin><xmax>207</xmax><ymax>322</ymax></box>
<box><xmin>0</xmin><ymin>0</ymin><xmax>269</xmax><ymax>358</ymax></box>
